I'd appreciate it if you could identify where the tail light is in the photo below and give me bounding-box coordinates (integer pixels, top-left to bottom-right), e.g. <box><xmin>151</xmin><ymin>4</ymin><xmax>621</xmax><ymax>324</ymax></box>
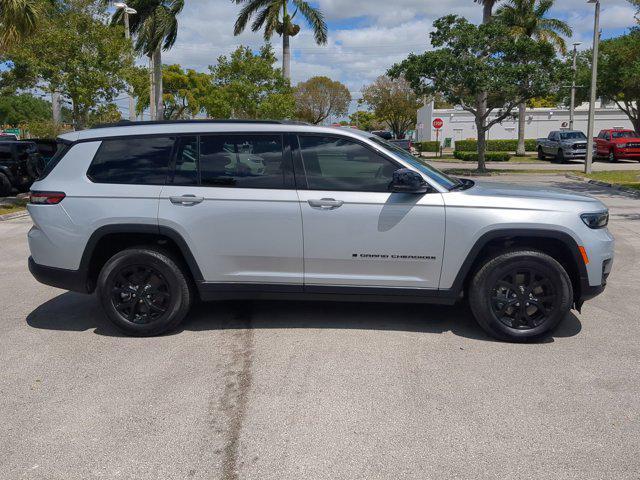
<box><xmin>29</xmin><ymin>191</ymin><xmax>66</xmax><ymax>205</ymax></box>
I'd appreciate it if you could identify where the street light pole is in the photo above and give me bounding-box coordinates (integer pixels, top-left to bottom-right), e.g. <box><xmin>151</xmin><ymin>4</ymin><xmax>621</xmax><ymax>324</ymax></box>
<box><xmin>569</xmin><ymin>42</ymin><xmax>581</xmax><ymax>130</ymax></box>
<box><xmin>115</xmin><ymin>2</ymin><xmax>137</xmax><ymax>122</ymax></box>
<box><xmin>585</xmin><ymin>0</ymin><xmax>600</xmax><ymax>174</ymax></box>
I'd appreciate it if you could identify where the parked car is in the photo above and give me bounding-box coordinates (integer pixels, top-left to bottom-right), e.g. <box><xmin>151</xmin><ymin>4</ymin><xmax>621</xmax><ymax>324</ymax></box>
<box><xmin>595</xmin><ymin>129</ymin><xmax>640</xmax><ymax>162</ymax></box>
<box><xmin>537</xmin><ymin>130</ymin><xmax>590</xmax><ymax>163</ymax></box>
<box><xmin>0</xmin><ymin>140</ymin><xmax>43</xmax><ymax>196</ymax></box>
<box><xmin>387</xmin><ymin>138</ymin><xmax>413</xmax><ymax>152</ymax></box>
<box><xmin>28</xmin><ymin>120</ymin><xmax>613</xmax><ymax>342</ymax></box>
<box><xmin>0</xmin><ymin>133</ymin><xmax>19</xmax><ymax>141</ymax></box>
<box><xmin>24</xmin><ymin>138</ymin><xmax>59</xmax><ymax>164</ymax></box>
<box><xmin>371</xmin><ymin>130</ymin><xmax>393</xmax><ymax>140</ymax></box>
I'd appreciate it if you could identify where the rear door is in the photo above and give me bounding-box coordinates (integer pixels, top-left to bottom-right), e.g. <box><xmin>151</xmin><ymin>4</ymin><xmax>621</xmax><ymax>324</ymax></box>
<box><xmin>293</xmin><ymin>134</ymin><xmax>445</xmax><ymax>290</ymax></box>
<box><xmin>158</xmin><ymin>133</ymin><xmax>303</xmax><ymax>287</ymax></box>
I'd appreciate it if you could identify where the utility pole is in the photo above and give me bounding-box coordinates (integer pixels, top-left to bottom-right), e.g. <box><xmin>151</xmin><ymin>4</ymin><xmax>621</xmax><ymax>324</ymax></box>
<box><xmin>51</xmin><ymin>91</ymin><xmax>62</xmax><ymax>124</ymax></box>
<box><xmin>569</xmin><ymin>42</ymin><xmax>581</xmax><ymax>130</ymax></box>
<box><xmin>585</xmin><ymin>0</ymin><xmax>600</xmax><ymax>174</ymax></box>
<box><xmin>114</xmin><ymin>2</ymin><xmax>138</xmax><ymax>122</ymax></box>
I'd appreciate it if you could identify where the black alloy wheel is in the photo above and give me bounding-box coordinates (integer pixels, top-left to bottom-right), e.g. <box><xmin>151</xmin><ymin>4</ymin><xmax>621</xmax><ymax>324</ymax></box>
<box><xmin>111</xmin><ymin>264</ymin><xmax>171</xmax><ymax>324</ymax></box>
<box><xmin>490</xmin><ymin>268</ymin><xmax>557</xmax><ymax>330</ymax></box>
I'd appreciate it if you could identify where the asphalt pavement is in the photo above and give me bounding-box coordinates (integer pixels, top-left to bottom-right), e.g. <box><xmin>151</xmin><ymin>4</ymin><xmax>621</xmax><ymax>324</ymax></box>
<box><xmin>1</xmin><ymin>174</ymin><xmax>638</xmax><ymax>480</ymax></box>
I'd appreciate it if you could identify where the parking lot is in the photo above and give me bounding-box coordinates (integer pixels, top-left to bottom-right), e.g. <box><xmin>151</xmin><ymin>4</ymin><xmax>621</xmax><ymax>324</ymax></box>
<box><xmin>1</xmin><ymin>174</ymin><xmax>638</xmax><ymax>480</ymax></box>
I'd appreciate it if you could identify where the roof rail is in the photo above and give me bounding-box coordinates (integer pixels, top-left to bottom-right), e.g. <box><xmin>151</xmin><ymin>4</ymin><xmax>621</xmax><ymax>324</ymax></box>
<box><xmin>93</xmin><ymin>119</ymin><xmax>310</xmax><ymax>129</ymax></box>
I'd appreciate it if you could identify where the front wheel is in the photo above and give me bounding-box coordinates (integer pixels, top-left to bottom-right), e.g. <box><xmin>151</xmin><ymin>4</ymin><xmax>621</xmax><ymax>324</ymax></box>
<box><xmin>608</xmin><ymin>149</ymin><xmax>617</xmax><ymax>163</ymax></box>
<box><xmin>469</xmin><ymin>250</ymin><xmax>573</xmax><ymax>342</ymax></box>
<box><xmin>537</xmin><ymin>147</ymin><xmax>545</xmax><ymax>160</ymax></box>
<box><xmin>97</xmin><ymin>247</ymin><xmax>193</xmax><ymax>336</ymax></box>
<box><xmin>555</xmin><ymin>149</ymin><xmax>565</xmax><ymax>163</ymax></box>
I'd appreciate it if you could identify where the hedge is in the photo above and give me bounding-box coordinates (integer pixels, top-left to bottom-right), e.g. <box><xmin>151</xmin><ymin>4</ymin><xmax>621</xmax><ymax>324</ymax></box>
<box><xmin>454</xmin><ymin>139</ymin><xmax>537</xmax><ymax>152</ymax></box>
<box><xmin>453</xmin><ymin>151</ymin><xmax>511</xmax><ymax>162</ymax></box>
<box><xmin>416</xmin><ymin>141</ymin><xmax>441</xmax><ymax>152</ymax></box>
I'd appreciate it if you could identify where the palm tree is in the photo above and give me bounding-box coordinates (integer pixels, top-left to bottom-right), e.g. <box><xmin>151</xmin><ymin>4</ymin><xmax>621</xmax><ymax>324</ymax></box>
<box><xmin>497</xmin><ymin>0</ymin><xmax>572</xmax><ymax>155</ymax></box>
<box><xmin>232</xmin><ymin>0</ymin><xmax>328</xmax><ymax>81</ymax></box>
<box><xmin>0</xmin><ymin>0</ymin><xmax>40</xmax><ymax>51</ymax></box>
<box><xmin>112</xmin><ymin>0</ymin><xmax>184</xmax><ymax>120</ymax></box>
<box><xmin>474</xmin><ymin>0</ymin><xmax>499</xmax><ymax>24</ymax></box>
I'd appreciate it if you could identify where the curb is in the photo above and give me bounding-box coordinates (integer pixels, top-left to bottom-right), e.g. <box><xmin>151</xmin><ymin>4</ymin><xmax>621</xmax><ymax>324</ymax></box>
<box><xmin>0</xmin><ymin>210</ymin><xmax>29</xmax><ymax>221</ymax></box>
<box><xmin>565</xmin><ymin>174</ymin><xmax>640</xmax><ymax>198</ymax></box>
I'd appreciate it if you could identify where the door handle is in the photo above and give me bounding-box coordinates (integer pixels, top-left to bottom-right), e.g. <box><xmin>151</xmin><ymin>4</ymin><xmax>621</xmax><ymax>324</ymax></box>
<box><xmin>169</xmin><ymin>194</ymin><xmax>204</xmax><ymax>205</ymax></box>
<box><xmin>308</xmin><ymin>198</ymin><xmax>344</xmax><ymax>209</ymax></box>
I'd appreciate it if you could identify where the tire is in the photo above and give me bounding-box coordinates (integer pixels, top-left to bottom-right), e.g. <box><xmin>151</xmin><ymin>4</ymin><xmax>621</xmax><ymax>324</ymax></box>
<box><xmin>97</xmin><ymin>247</ymin><xmax>193</xmax><ymax>336</ymax></box>
<box><xmin>537</xmin><ymin>147</ymin><xmax>545</xmax><ymax>160</ymax></box>
<box><xmin>0</xmin><ymin>173</ymin><xmax>11</xmax><ymax>197</ymax></box>
<box><xmin>468</xmin><ymin>249</ymin><xmax>573</xmax><ymax>342</ymax></box>
<box><xmin>608</xmin><ymin>149</ymin><xmax>616</xmax><ymax>163</ymax></box>
<box><xmin>555</xmin><ymin>149</ymin><xmax>565</xmax><ymax>163</ymax></box>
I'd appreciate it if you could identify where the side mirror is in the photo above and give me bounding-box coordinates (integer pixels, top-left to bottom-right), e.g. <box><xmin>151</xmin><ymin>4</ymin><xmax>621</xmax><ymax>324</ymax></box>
<box><xmin>391</xmin><ymin>168</ymin><xmax>428</xmax><ymax>194</ymax></box>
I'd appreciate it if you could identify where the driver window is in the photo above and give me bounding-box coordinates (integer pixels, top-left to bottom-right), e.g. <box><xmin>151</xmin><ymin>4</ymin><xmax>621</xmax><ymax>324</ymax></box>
<box><xmin>298</xmin><ymin>135</ymin><xmax>397</xmax><ymax>192</ymax></box>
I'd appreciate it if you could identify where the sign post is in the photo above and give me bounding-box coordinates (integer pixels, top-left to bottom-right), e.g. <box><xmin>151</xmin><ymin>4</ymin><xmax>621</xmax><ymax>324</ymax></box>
<box><xmin>432</xmin><ymin>118</ymin><xmax>443</xmax><ymax>157</ymax></box>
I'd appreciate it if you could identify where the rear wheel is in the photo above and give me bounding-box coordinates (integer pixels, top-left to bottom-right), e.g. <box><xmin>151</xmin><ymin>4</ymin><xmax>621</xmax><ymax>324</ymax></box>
<box><xmin>97</xmin><ymin>247</ymin><xmax>192</xmax><ymax>336</ymax></box>
<box><xmin>537</xmin><ymin>147</ymin><xmax>545</xmax><ymax>160</ymax></box>
<box><xmin>0</xmin><ymin>172</ymin><xmax>11</xmax><ymax>197</ymax></box>
<box><xmin>469</xmin><ymin>250</ymin><xmax>573</xmax><ymax>342</ymax></box>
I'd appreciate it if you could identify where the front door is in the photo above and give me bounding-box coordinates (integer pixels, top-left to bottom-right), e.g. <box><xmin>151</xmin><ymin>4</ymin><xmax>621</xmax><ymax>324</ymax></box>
<box><xmin>158</xmin><ymin>133</ymin><xmax>303</xmax><ymax>287</ymax></box>
<box><xmin>294</xmin><ymin>134</ymin><xmax>446</xmax><ymax>290</ymax></box>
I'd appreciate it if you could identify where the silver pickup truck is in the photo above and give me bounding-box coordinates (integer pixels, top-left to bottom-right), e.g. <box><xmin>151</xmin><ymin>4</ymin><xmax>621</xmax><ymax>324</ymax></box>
<box><xmin>537</xmin><ymin>130</ymin><xmax>590</xmax><ymax>163</ymax></box>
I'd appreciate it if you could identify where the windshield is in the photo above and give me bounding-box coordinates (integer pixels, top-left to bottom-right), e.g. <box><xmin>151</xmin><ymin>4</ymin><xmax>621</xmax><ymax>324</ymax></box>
<box><xmin>368</xmin><ymin>136</ymin><xmax>460</xmax><ymax>190</ymax></box>
<box><xmin>560</xmin><ymin>132</ymin><xmax>587</xmax><ymax>140</ymax></box>
<box><xmin>612</xmin><ymin>131</ymin><xmax>637</xmax><ymax>138</ymax></box>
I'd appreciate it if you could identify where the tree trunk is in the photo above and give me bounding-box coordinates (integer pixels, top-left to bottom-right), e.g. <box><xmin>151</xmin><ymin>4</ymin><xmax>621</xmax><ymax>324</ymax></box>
<box><xmin>517</xmin><ymin>102</ymin><xmax>526</xmax><ymax>156</ymax></box>
<box><xmin>153</xmin><ymin>45</ymin><xmax>164</xmax><ymax>120</ymax></box>
<box><xmin>476</xmin><ymin>92</ymin><xmax>487</xmax><ymax>173</ymax></box>
<box><xmin>72</xmin><ymin>102</ymin><xmax>84</xmax><ymax>130</ymax></box>
<box><xmin>282</xmin><ymin>33</ymin><xmax>291</xmax><ymax>81</ymax></box>
<box><xmin>483</xmin><ymin>2</ymin><xmax>493</xmax><ymax>23</ymax></box>
<box><xmin>149</xmin><ymin>55</ymin><xmax>156</xmax><ymax>120</ymax></box>
<box><xmin>632</xmin><ymin>116</ymin><xmax>640</xmax><ymax>133</ymax></box>
<box><xmin>51</xmin><ymin>91</ymin><xmax>61</xmax><ymax>124</ymax></box>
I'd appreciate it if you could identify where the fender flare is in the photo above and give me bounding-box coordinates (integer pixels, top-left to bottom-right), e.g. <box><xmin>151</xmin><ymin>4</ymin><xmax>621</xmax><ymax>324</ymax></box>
<box><xmin>448</xmin><ymin>228</ymin><xmax>588</xmax><ymax>295</ymax></box>
<box><xmin>78</xmin><ymin>224</ymin><xmax>204</xmax><ymax>292</ymax></box>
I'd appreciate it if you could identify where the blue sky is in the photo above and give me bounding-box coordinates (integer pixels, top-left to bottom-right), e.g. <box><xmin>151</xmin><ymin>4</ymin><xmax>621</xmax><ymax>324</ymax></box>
<box><xmin>131</xmin><ymin>0</ymin><xmax>638</xmax><ymax>118</ymax></box>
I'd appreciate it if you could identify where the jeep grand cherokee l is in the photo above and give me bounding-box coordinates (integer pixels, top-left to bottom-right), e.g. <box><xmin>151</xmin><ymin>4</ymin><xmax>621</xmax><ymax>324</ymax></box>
<box><xmin>27</xmin><ymin>120</ymin><xmax>614</xmax><ymax>342</ymax></box>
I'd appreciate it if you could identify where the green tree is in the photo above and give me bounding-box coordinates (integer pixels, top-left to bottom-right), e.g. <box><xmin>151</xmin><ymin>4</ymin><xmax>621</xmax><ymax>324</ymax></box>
<box><xmin>294</xmin><ymin>76</ymin><xmax>351</xmax><ymax>124</ymax></box>
<box><xmin>5</xmin><ymin>0</ymin><xmax>134</xmax><ymax>129</ymax></box>
<box><xmin>232</xmin><ymin>0</ymin><xmax>327</xmax><ymax>80</ymax></box>
<box><xmin>0</xmin><ymin>93</ymin><xmax>51</xmax><ymax>125</ymax></box>
<box><xmin>156</xmin><ymin>64</ymin><xmax>211</xmax><ymax>119</ymax></box>
<box><xmin>575</xmin><ymin>29</ymin><xmax>640</xmax><ymax>132</ymax></box>
<box><xmin>86</xmin><ymin>103</ymin><xmax>122</xmax><ymax>127</ymax></box>
<box><xmin>112</xmin><ymin>0</ymin><xmax>184</xmax><ymax>120</ymax></box>
<box><xmin>389</xmin><ymin>15</ymin><xmax>569</xmax><ymax>171</ymax></box>
<box><xmin>361</xmin><ymin>76</ymin><xmax>421</xmax><ymax>139</ymax></box>
<box><xmin>0</xmin><ymin>0</ymin><xmax>41</xmax><ymax>51</ymax></box>
<box><xmin>497</xmin><ymin>0</ymin><xmax>572</xmax><ymax>155</ymax></box>
<box><xmin>204</xmin><ymin>44</ymin><xmax>295</xmax><ymax>120</ymax></box>
<box><xmin>349</xmin><ymin>110</ymin><xmax>383</xmax><ymax>131</ymax></box>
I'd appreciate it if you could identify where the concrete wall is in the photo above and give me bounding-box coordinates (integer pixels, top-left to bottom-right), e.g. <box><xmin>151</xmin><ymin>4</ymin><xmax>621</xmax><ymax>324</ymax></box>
<box><xmin>416</xmin><ymin>101</ymin><xmax>635</xmax><ymax>148</ymax></box>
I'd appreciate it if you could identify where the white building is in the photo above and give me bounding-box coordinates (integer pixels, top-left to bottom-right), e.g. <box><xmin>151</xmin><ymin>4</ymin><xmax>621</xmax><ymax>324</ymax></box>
<box><xmin>416</xmin><ymin>100</ymin><xmax>634</xmax><ymax>148</ymax></box>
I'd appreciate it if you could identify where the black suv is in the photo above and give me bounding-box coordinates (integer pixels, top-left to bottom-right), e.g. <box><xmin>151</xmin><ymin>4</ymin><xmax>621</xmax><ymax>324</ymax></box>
<box><xmin>0</xmin><ymin>141</ymin><xmax>43</xmax><ymax>196</ymax></box>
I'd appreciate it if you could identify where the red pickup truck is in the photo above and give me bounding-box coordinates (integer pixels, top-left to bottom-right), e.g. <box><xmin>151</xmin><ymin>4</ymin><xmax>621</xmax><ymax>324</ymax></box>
<box><xmin>595</xmin><ymin>129</ymin><xmax>640</xmax><ymax>162</ymax></box>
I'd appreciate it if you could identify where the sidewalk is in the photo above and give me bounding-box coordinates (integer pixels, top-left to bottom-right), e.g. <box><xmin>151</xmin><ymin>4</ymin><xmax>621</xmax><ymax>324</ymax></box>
<box><xmin>424</xmin><ymin>159</ymin><xmax>640</xmax><ymax>171</ymax></box>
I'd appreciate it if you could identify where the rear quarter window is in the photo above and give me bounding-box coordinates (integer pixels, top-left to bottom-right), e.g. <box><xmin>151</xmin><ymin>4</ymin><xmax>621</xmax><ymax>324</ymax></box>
<box><xmin>87</xmin><ymin>136</ymin><xmax>175</xmax><ymax>185</ymax></box>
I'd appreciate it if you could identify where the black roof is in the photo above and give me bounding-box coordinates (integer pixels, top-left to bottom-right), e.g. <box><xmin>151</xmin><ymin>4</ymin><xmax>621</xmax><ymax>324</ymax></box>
<box><xmin>93</xmin><ymin>119</ymin><xmax>310</xmax><ymax>129</ymax></box>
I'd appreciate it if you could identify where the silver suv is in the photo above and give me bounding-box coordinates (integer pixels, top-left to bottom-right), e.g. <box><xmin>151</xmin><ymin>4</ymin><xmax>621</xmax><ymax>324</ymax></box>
<box><xmin>27</xmin><ymin>120</ymin><xmax>614</xmax><ymax>341</ymax></box>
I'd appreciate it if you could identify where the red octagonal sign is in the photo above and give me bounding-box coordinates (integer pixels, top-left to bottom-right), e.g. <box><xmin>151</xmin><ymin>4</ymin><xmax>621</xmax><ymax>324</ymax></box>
<box><xmin>432</xmin><ymin>118</ymin><xmax>444</xmax><ymax>130</ymax></box>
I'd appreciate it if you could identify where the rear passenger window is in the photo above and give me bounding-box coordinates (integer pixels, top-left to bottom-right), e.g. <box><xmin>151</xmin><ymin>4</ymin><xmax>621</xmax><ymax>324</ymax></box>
<box><xmin>199</xmin><ymin>134</ymin><xmax>289</xmax><ymax>189</ymax></box>
<box><xmin>88</xmin><ymin>136</ymin><xmax>174</xmax><ymax>185</ymax></box>
<box><xmin>171</xmin><ymin>136</ymin><xmax>199</xmax><ymax>185</ymax></box>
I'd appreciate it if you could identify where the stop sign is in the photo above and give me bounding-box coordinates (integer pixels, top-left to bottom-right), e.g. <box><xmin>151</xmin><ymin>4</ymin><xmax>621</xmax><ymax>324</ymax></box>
<box><xmin>432</xmin><ymin>118</ymin><xmax>444</xmax><ymax>130</ymax></box>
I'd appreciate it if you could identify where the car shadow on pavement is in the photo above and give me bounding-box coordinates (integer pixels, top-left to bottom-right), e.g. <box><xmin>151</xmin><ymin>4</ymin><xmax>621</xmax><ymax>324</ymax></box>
<box><xmin>26</xmin><ymin>292</ymin><xmax>582</xmax><ymax>343</ymax></box>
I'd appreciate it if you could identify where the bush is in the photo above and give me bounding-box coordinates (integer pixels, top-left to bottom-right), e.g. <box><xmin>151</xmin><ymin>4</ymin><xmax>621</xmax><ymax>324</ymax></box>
<box><xmin>416</xmin><ymin>141</ymin><xmax>440</xmax><ymax>152</ymax></box>
<box><xmin>453</xmin><ymin>151</ymin><xmax>511</xmax><ymax>162</ymax></box>
<box><xmin>454</xmin><ymin>139</ymin><xmax>537</xmax><ymax>152</ymax></box>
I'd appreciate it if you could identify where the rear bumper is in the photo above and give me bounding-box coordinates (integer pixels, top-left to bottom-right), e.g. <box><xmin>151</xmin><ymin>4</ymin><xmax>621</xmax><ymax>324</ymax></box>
<box><xmin>28</xmin><ymin>256</ymin><xmax>90</xmax><ymax>293</ymax></box>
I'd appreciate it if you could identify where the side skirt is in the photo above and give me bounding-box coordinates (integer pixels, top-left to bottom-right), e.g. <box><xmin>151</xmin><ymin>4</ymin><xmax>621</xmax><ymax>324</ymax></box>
<box><xmin>197</xmin><ymin>282</ymin><xmax>460</xmax><ymax>305</ymax></box>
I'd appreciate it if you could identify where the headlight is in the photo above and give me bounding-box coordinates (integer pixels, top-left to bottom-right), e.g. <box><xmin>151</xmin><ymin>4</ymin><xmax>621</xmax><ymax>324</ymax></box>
<box><xmin>619</xmin><ymin>143</ymin><xmax>627</xmax><ymax>149</ymax></box>
<box><xmin>581</xmin><ymin>211</ymin><xmax>609</xmax><ymax>229</ymax></box>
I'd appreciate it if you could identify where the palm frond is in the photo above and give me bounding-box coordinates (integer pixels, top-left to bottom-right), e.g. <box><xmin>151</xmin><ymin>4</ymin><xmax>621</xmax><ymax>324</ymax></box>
<box><xmin>233</xmin><ymin>0</ymin><xmax>274</xmax><ymax>35</ymax></box>
<box><xmin>293</xmin><ymin>0</ymin><xmax>327</xmax><ymax>44</ymax></box>
<box><xmin>0</xmin><ymin>0</ymin><xmax>40</xmax><ymax>49</ymax></box>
